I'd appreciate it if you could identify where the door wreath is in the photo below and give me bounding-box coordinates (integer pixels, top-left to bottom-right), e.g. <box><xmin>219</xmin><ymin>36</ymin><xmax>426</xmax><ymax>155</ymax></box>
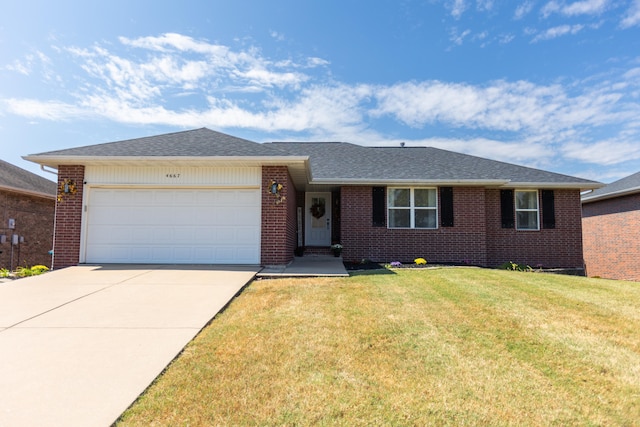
<box><xmin>310</xmin><ymin>202</ymin><xmax>326</xmax><ymax>219</ymax></box>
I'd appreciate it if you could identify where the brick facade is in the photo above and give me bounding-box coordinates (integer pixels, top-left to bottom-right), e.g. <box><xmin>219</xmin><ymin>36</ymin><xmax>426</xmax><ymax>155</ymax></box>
<box><xmin>261</xmin><ymin>166</ymin><xmax>297</xmax><ymax>265</ymax></box>
<box><xmin>52</xmin><ymin>165</ymin><xmax>85</xmax><ymax>269</ymax></box>
<box><xmin>485</xmin><ymin>189</ymin><xmax>584</xmax><ymax>268</ymax></box>
<box><xmin>0</xmin><ymin>190</ymin><xmax>55</xmax><ymax>270</ymax></box>
<box><xmin>48</xmin><ymin>165</ymin><xmax>584</xmax><ymax>269</ymax></box>
<box><xmin>339</xmin><ymin>186</ymin><xmax>584</xmax><ymax>268</ymax></box>
<box><xmin>582</xmin><ymin>193</ymin><xmax>640</xmax><ymax>281</ymax></box>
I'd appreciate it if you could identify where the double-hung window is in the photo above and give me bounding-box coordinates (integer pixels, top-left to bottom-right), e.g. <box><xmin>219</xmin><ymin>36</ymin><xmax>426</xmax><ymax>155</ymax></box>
<box><xmin>515</xmin><ymin>190</ymin><xmax>539</xmax><ymax>230</ymax></box>
<box><xmin>388</xmin><ymin>188</ymin><xmax>437</xmax><ymax>229</ymax></box>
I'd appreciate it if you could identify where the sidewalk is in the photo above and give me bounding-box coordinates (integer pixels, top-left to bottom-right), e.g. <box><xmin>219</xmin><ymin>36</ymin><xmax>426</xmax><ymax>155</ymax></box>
<box><xmin>258</xmin><ymin>255</ymin><xmax>349</xmax><ymax>278</ymax></box>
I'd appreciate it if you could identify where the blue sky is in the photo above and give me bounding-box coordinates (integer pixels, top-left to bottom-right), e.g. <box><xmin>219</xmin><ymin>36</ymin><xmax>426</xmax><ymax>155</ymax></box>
<box><xmin>2</xmin><ymin>0</ymin><xmax>640</xmax><ymax>183</ymax></box>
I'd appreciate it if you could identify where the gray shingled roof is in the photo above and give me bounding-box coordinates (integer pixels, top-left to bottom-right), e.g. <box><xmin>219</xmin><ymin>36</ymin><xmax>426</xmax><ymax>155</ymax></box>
<box><xmin>29</xmin><ymin>128</ymin><xmax>289</xmax><ymax>158</ymax></box>
<box><xmin>0</xmin><ymin>159</ymin><xmax>56</xmax><ymax>198</ymax></box>
<box><xmin>269</xmin><ymin>141</ymin><xmax>599</xmax><ymax>187</ymax></box>
<box><xmin>25</xmin><ymin>127</ymin><xmax>600</xmax><ymax>188</ymax></box>
<box><xmin>581</xmin><ymin>171</ymin><xmax>640</xmax><ymax>203</ymax></box>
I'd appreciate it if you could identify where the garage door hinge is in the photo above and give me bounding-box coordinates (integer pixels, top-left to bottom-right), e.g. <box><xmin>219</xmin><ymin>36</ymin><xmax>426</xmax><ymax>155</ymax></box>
<box><xmin>84</xmin><ymin>205</ymin><xmax>87</xmax><ymax>212</ymax></box>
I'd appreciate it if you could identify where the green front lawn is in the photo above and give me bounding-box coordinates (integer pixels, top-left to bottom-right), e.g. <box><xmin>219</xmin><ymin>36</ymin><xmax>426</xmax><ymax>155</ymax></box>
<box><xmin>117</xmin><ymin>268</ymin><xmax>640</xmax><ymax>426</ymax></box>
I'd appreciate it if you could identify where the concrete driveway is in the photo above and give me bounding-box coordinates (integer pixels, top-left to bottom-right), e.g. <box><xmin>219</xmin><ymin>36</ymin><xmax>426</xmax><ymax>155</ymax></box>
<box><xmin>0</xmin><ymin>264</ymin><xmax>259</xmax><ymax>427</ymax></box>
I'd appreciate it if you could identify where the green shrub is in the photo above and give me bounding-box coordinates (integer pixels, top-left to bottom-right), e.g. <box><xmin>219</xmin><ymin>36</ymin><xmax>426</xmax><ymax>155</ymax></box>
<box><xmin>499</xmin><ymin>261</ymin><xmax>533</xmax><ymax>272</ymax></box>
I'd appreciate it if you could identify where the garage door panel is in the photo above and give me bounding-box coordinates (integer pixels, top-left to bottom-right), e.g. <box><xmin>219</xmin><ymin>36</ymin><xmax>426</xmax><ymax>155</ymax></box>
<box><xmin>85</xmin><ymin>188</ymin><xmax>260</xmax><ymax>264</ymax></box>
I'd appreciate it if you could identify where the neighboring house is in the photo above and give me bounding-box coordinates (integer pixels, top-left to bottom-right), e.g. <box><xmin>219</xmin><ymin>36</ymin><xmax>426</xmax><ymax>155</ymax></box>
<box><xmin>582</xmin><ymin>172</ymin><xmax>640</xmax><ymax>281</ymax></box>
<box><xmin>24</xmin><ymin>128</ymin><xmax>600</xmax><ymax>270</ymax></box>
<box><xmin>0</xmin><ymin>159</ymin><xmax>56</xmax><ymax>270</ymax></box>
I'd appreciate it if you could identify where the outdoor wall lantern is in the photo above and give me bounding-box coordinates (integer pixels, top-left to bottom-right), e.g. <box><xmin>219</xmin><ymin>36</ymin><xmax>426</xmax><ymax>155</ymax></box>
<box><xmin>268</xmin><ymin>179</ymin><xmax>286</xmax><ymax>205</ymax></box>
<box><xmin>57</xmin><ymin>178</ymin><xmax>78</xmax><ymax>202</ymax></box>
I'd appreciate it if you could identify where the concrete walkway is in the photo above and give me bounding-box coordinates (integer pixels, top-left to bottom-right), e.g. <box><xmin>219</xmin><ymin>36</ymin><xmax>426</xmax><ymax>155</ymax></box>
<box><xmin>257</xmin><ymin>255</ymin><xmax>349</xmax><ymax>277</ymax></box>
<box><xmin>0</xmin><ymin>264</ymin><xmax>259</xmax><ymax>427</ymax></box>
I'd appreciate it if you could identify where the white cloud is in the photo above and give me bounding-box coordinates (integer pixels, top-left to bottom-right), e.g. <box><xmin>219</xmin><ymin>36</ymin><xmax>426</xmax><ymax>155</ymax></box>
<box><xmin>3</xmin><ymin>32</ymin><xmax>640</xmax><ymax>170</ymax></box>
<box><xmin>450</xmin><ymin>0</ymin><xmax>467</xmax><ymax>18</ymax></box>
<box><xmin>450</xmin><ymin>28</ymin><xmax>472</xmax><ymax>45</ymax></box>
<box><xmin>562</xmin><ymin>139</ymin><xmax>640</xmax><ymax>164</ymax></box>
<box><xmin>542</xmin><ymin>0</ymin><xmax>609</xmax><ymax>17</ymax></box>
<box><xmin>514</xmin><ymin>1</ymin><xmax>535</xmax><ymax>19</ymax></box>
<box><xmin>621</xmin><ymin>0</ymin><xmax>640</xmax><ymax>28</ymax></box>
<box><xmin>531</xmin><ymin>24</ymin><xmax>584</xmax><ymax>41</ymax></box>
<box><xmin>4</xmin><ymin>98</ymin><xmax>88</xmax><ymax>120</ymax></box>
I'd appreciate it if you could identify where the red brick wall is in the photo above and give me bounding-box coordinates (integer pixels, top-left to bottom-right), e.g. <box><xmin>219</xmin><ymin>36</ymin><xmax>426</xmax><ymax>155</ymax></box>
<box><xmin>0</xmin><ymin>190</ymin><xmax>55</xmax><ymax>270</ymax></box>
<box><xmin>52</xmin><ymin>165</ymin><xmax>85</xmax><ymax>269</ymax></box>
<box><xmin>485</xmin><ymin>189</ymin><xmax>584</xmax><ymax>268</ymax></box>
<box><xmin>340</xmin><ymin>186</ymin><xmax>488</xmax><ymax>265</ymax></box>
<box><xmin>261</xmin><ymin>166</ymin><xmax>296</xmax><ymax>265</ymax></box>
<box><xmin>340</xmin><ymin>186</ymin><xmax>584</xmax><ymax>268</ymax></box>
<box><xmin>582</xmin><ymin>193</ymin><xmax>640</xmax><ymax>281</ymax></box>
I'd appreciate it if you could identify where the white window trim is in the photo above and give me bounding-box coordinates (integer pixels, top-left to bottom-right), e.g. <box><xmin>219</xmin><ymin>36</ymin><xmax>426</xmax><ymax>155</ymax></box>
<box><xmin>387</xmin><ymin>187</ymin><xmax>438</xmax><ymax>229</ymax></box>
<box><xmin>515</xmin><ymin>189</ymin><xmax>540</xmax><ymax>231</ymax></box>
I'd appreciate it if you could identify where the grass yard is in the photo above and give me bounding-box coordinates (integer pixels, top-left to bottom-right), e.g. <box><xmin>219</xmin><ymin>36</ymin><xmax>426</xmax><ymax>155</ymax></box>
<box><xmin>117</xmin><ymin>268</ymin><xmax>640</xmax><ymax>426</ymax></box>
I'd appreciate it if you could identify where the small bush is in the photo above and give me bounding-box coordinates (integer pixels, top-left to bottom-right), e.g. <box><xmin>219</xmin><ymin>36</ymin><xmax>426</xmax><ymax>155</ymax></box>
<box><xmin>499</xmin><ymin>261</ymin><xmax>533</xmax><ymax>272</ymax></box>
<box><xmin>0</xmin><ymin>268</ymin><xmax>10</xmax><ymax>278</ymax></box>
<box><xmin>414</xmin><ymin>258</ymin><xmax>427</xmax><ymax>266</ymax></box>
<box><xmin>31</xmin><ymin>265</ymin><xmax>49</xmax><ymax>274</ymax></box>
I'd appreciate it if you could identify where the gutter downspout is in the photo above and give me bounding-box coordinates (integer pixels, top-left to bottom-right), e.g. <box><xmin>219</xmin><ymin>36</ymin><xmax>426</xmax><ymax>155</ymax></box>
<box><xmin>40</xmin><ymin>165</ymin><xmax>58</xmax><ymax>269</ymax></box>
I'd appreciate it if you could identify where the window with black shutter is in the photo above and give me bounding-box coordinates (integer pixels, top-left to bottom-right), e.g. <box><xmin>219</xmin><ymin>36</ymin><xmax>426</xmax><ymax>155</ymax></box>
<box><xmin>500</xmin><ymin>189</ymin><xmax>515</xmax><ymax>228</ymax></box>
<box><xmin>541</xmin><ymin>189</ymin><xmax>555</xmax><ymax>229</ymax></box>
<box><xmin>440</xmin><ymin>187</ymin><xmax>454</xmax><ymax>227</ymax></box>
<box><xmin>372</xmin><ymin>187</ymin><xmax>385</xmax><ymax>227</ymax></box>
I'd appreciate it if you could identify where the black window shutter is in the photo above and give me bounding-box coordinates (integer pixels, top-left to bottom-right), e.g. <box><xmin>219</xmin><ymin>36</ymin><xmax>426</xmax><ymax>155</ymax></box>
<box><xmin>500</xmin><ymin>189</ymin><xmax>515</xmax><ymax>228</ymax></box>
<box><xmin>542</xmin><ymin>189</ymin><xmax>555</xmax><ymax>229</ymax></box>
<box><xmin>372</xmin><ymin>187</ymin><xmax>385</xmax><ymax>227</ymax></box>
<box><xmin>440</xmin><ymin>187</ymin><xmax>454</xmax><ymax>227</ymax></box>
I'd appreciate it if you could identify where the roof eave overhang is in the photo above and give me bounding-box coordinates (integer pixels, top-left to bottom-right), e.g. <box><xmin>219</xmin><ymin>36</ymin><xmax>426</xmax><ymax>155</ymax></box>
<box><xmin>0</xmin><ymin>184</ymin><xmax>56</xmax><ymax>200</ymax></box>
<box><xmin>504</xmin><ymin>182</ymin><xmax>604</xmax><ymax>190</ymax></box>
<box><xmin>310</xmin><ymin>178</ymin><xmax>510</xmax><ymax>186</ymax></box>
<box><xmin>23</xmin><ymin>155</ymin><xmax>309</xmax><ymax>168</ymax></box>
<box><xmin>309</xmin><ymin>179</ymin><xmax>599</xmax><ymax>190</ymax></box>
<box><xmin>581</xmin><ymin>186</ymin><xmax>640</xmax><ymax>204</ymax></box>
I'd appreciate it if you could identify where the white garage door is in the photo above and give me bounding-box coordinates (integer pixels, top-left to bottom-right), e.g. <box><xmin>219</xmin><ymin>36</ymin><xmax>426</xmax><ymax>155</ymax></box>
<box><xmin>84</xmin><ymin>188</ymin><xmax>260</xmax><ymax>264</ymax></box>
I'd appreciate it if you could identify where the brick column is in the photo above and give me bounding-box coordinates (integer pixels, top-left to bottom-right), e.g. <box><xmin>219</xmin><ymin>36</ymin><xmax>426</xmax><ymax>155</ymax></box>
<box><xmin>261</xmin><ymin>166</ymin><xmax>296</xmax><ymax>265</ymax></box>
<box><xmin>53</xmin><ymin>165</ymin><xmax>85</xmax><ymax>269</ymax></box>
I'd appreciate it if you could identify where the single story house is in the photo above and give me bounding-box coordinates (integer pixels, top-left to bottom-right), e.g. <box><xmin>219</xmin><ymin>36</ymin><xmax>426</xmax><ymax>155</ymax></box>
<box><xmin>24</xmin><ymin>128</ymin><xmax>601</xmax><ymax>270</ymax></box>
<box><xmin>582</xmin><ymin>171</ymin><xmax>640</xmax><ymax>281</ymax></box>
<box><xmin>0</xmin><ymin>159</ymin><xmax>56</xmax><ymax>270</ymax></box>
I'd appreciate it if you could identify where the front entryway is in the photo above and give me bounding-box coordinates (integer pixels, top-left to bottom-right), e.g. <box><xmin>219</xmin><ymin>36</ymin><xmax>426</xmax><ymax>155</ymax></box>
<box><xmin>305</xmin><ymin>192</ymin><xmax>331</xmax><ymax>246</ymax></box>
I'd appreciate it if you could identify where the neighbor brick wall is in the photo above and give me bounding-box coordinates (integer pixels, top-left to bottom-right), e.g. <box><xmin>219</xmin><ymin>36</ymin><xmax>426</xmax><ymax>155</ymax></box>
<box><xmin>582</xmin><ymin>193</ymin><xmax>640</xmax><ymax>281</ymax></box>
<box><xmin>485</xmin><ymin>189</ymin><xmax>584</xmax><ymax>268</ymax></box>
<box><xmin>261</xmin><ymin>166</ymin><xmax>296</xmax><ymax>265</ymax></box>
<box><xmin>340</xmin><ymin>186</ymin><xmax>488</xmax><ymax>265</ymax></box>
<box><xmin>52</xmin><ymin>165</ymin><xmax>85</xmax><ymax>269</ymax></box>
<box><xmin>340</xmin><ymin>186</ymin><xmax>584</xmax><ymax>268</ymax></box>
<box><xmin>0</xmin><ymin>190</ymin><xmax>55</xmax><ymax>270</ymax></box>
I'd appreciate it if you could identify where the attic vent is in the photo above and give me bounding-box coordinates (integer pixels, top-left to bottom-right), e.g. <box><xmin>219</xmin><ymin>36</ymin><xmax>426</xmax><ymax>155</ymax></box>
<box><xmin>400</xmin><ymin>142</ymin><xmax>405</xmax><ymax>148</ymax></box>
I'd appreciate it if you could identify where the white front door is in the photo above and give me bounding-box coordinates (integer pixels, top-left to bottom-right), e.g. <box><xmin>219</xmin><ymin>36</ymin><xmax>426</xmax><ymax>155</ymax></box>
<box><xmin>305</xmin><ymin>192</ymin><xmax>331</xmax><ymax>246</ymax></box>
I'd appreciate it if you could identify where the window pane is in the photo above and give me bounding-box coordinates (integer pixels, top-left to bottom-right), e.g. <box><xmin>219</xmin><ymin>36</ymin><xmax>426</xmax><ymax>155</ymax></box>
<box><xmin>415</xmin><ymin>189</ymin><xmax>436</xmax><ymax>207</ymax></box>
<box><xmin>516</xmin><ymin>191</ymin><xmax>538</xmax><ymax>209</ymax></box>
<box><xmin>389</xmin><ymin>189</ymin><xmax>410</xmax><ymax>207</ymax></box>
<box><xmin>415</xmin><ymin>209</ymin><xmax>437</xmax><ymax>228</ymax></box>
<box><xmin>517</xmin><ymin>211</ymin><xmax>538</xmax><ymax>230</ymax></box>
<box><xmin>389</xmin><ymin>209</ymin><xmax>410</xmax><ymax>228</ymax></box>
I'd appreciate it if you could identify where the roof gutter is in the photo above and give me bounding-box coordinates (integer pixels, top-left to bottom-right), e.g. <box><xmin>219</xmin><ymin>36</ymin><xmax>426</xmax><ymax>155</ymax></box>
<box><xmin>0</xmin><ymin>185</ymin><xmax>56</xmax><ymax>200</ymax></box>
<box><xmin>40</xmin><ymin>164</ymin><xmax>58</xmax><ymax>175</ymax></box>
<box><xmin>309</xmin><ymin>178</ymin><xmax>599</xmax><ymax>190</ymax></box>
<box><xmin>581</xmin><ymin>185</ymin><xmax>640</xmax><ymax>203</ymax></box>
<box><xmin>23</xmin><ymin>155</ymin><xmax>310</xmax><ymax>167</ymax></box>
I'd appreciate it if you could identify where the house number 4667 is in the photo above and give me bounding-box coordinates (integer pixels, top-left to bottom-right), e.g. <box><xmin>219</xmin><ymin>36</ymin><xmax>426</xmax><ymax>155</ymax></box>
<box><xmin>165</xmin><ymin>173</ymin><xmax>181</xmax><ymax>178</ymax></box>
